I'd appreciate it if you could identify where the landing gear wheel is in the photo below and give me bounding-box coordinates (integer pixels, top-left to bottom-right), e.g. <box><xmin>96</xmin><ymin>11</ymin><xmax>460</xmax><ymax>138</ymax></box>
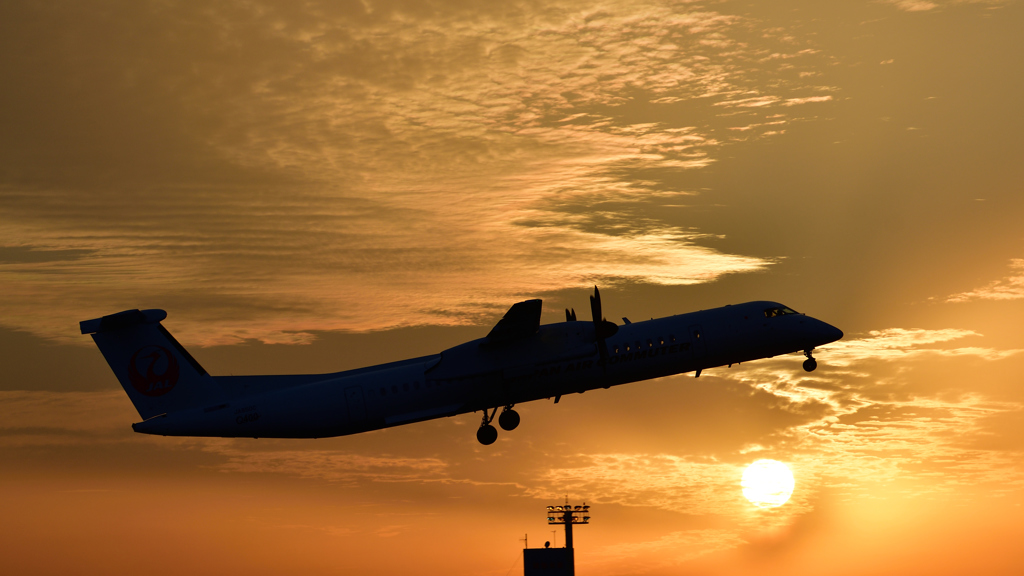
<box><xmin>498</xmin><ymin>409</ymin><xmax>520</xmax><ymax>431</ymax></box>
<box><xmin>477</xmin><ymin>424</ymin><xmax>498</xmax><ymax>445</ymax></box>
<box><xmin>802</xmin><ymin>349</ymin><xmax>818</xmax><ymax>372</ymax></box>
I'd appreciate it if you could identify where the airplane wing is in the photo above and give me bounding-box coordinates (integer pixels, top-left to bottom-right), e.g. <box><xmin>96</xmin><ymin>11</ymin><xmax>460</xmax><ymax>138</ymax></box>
<box><xmin>486</xmin><ymin>299</ymin><xmax>542</xmax><ymax>345</ymax></box>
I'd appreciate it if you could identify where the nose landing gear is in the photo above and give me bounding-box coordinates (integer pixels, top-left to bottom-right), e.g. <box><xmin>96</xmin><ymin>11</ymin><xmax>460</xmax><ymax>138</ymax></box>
<box><xmin>477</xmin><ymin>405</ymin><xmax>520</xmax><ymax>444</ymax></box>
<box><xmin>803</xmin><ymin>349</ymin><xmax>818</xmax><ymax>372</ymax></box>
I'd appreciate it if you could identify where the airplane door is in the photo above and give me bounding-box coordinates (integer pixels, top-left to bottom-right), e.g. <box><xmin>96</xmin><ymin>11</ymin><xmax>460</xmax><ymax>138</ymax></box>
<box><xmin>344</xmin><ymin>386</ymin><xmax>367</xmax><ymax>423</ymax></box>
<box><xmin>688</xmin><ymin>324</ymin><xmax>707</xmax><ymax>358</ymax></box>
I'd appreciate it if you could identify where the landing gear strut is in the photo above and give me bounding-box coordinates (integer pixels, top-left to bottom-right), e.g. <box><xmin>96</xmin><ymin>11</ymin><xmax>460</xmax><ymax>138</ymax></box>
<box><xmin>498</xmin><ymin>406</ymin><xmax>520</xmax><ymax>431</ymax></box>
<box><xmin>477</xmin><ymin>407</ymin><xmax>498</xmax><ymax>445</ymax></box>
<box><xmin>477</xmin><ymin>405</ymin><xmax>520</xmax><ymax>444</ymax></box>
<box><xmin>803</xmin><ymin>349</ymin><xmax>818</xmax><ymax>372</ymax></box>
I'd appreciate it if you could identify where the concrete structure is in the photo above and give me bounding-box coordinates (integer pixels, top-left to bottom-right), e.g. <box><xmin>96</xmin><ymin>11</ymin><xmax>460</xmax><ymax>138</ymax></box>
<box><xmin>523</xmin><ymin>548</ymin><xmax>573</xmax><ymax>576</ymax></box>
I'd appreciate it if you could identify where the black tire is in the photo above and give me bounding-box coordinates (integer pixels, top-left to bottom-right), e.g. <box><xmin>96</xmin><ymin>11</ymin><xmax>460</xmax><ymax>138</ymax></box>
<box><xmin>803</xmin><ymin>358</ymin><xmax>817</xmax><ymax>372</ymax></box>
<box><xmin>498</xmin><ymin>409</ymin><xmax>520</xmax><ymax>431</ymax></box>
<box><xmin>476</xmin><ymin>424</ymin><xmax>498</xmax><ymax>445</ymax></box>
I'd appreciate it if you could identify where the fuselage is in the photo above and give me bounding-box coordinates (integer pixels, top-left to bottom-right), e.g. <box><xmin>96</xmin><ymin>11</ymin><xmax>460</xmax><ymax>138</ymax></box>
<box><xmin>132</xmin><ymin>301</ymin><xmax>842</xmax><ymax>439</ymax></box>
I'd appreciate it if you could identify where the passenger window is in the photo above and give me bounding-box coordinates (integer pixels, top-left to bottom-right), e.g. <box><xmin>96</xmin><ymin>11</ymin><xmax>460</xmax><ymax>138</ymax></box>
<box><xmin>380</xmin><ymin>387</ymin><xmax>387</xmax><ymax>396</ymax></box>
<box><xmin>414</xmin><ymin>382</ymin><xmax>420</xmax><ymax>390</ymax></box>
<box><xmin>670</xmin><ymin>335</ymin><xmax>676</xmax><ymax>342</ymax></box>
<box><xmin>646</xmin><ymin>339</ymin><xmax>653</xmax><ymax>348</ymax></box>
<box><xmin>658</xmin><ymin>337</ymin><xmax>664</xmax><ymax>345</ymax></box>
<box><xmin>392</xmin><ymin>385</ymin><xmax>398</xmax><ymax>394</ymax></box>
<box><xmin>625</xmin><ymin>344</ymin><xmax>631</xmax><ymax>351</ymax></box>
<box><xmin>403</xmin><ymin>382</ymin><xmax>409</xmax><ymax>392</ymax></box>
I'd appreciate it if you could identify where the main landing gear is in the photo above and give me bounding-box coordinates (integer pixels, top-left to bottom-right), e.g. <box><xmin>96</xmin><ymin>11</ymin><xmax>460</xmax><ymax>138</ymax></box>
<box><xmin>803</xmin><ymin>349</ymin><xmax>818</xmax><ymax>372</ymax></box>
<box><xmin>498</xmin><ymin>407</ymin><xmax>520</xmax><ymax>431</ymax></box>
<box><xmin>477</xmin><ymin>405</ymin><xmax>520</xmax><ymax>445</ymax></box>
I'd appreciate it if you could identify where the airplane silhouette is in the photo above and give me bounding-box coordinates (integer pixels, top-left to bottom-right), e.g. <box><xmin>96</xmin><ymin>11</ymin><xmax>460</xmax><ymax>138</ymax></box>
<box><xmin>81</xmin><ymin>287</ymin><xmax>843</xmax><ymax>444</ymax></box>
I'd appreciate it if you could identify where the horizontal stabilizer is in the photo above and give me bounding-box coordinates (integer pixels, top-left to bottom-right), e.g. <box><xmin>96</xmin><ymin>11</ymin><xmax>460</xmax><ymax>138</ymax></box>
<box><xmin>486</xmin><ymin>299</ymin><xmax>542</xmax><ymax>345</ymax></box>
<box><xmin>80</xmin><ymin>309</ymin><xmax>167</xmax><ymax>334</ymax></box>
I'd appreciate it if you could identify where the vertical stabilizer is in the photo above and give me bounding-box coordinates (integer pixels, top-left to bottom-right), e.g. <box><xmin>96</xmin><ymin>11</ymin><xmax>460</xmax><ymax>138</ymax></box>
<box><xmin>81</xmin><ymin>309</ymin><xmax>221</xmax><ymax>420</ymax></box>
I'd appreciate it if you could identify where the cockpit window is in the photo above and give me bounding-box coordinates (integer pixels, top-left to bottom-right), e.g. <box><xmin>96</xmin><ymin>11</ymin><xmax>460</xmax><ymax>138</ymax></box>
<box><xmin>764</xmin><ymin>306</ymin><xmax>799</xmax><ymax>318</ymax></box>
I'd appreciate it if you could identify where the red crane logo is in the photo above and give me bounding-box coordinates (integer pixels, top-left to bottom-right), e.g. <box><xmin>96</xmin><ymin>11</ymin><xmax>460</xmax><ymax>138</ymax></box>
<box><xmin>128</xmin><ymin>345</ymin><xmax>180</xmax><ymax>397</ymax></box>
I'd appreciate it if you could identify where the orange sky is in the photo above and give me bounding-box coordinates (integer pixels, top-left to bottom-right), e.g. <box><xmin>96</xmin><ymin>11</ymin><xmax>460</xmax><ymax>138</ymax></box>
<box><xmin>2</xmin><ymin>1</ymin><xmax>1024</xmax><ymax>574</ymax></box>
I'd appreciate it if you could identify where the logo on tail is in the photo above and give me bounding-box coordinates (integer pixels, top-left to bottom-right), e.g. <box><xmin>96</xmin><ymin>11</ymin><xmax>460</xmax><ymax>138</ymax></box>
<box><xmin>129</xmin><ymin>345</ymin><xmax>179</xmax><ymax>397</ymax></box>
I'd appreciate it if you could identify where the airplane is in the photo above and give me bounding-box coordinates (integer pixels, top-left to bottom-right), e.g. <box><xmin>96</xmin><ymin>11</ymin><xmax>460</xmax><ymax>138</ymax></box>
<box><xmin>81</xmin><ymin>287</ymin><xmax>843</xmax><ymax>445</ymax></box>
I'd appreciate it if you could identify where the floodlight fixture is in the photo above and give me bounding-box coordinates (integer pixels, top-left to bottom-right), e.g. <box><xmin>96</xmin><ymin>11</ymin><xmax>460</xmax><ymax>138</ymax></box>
<box><xmin>543</xmin><ymin>501</ymin><xmax>592</xmax><ymax>550</ymax></box>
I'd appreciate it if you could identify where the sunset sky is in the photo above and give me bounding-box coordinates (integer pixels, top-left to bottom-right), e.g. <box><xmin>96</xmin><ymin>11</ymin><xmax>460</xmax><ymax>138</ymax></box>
<box><xmin>2</xmin><ymin>0</ymin><xmax>1024</xmax><ymax>574</ymax></box>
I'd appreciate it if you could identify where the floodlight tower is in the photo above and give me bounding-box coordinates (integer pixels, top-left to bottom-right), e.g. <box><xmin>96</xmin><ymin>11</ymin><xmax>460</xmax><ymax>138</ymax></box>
<box><xmin>546</xmin><ymin>502</ymin><xmax>591</xmax><ymax>550</ymax></box>
<box><xmin>524</xmin><ymin>501</ymin><xmax>591</xmax><ymax>576</ymax></box>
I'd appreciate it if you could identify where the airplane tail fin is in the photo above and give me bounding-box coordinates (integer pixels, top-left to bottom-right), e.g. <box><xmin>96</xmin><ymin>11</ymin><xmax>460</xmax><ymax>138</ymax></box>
<box><xmin>81</xmin><ymin>309</ymin><xmax>220</xmax><ymax>420</ymax></box>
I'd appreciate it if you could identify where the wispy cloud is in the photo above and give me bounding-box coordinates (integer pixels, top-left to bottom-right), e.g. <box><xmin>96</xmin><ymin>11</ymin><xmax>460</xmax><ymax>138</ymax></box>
<box><xmin>527</xmin><ymin>454</ymin><xmax>754</xmax><ymax>516</ymax></box>
<box><xmin>887</xmin><ymin>0</ymin><xmax>940</xmax><ymax>10</ymax></box>
<box><xmin>206</xmin><ymin>444</ymin><xmax>452</xmax><ymax>486</ymax></box>
<box><xmin>588</xmin><ymin>529</ymin><xmax>746</xmax><ymax>572</ymax></box>
<box><xmin>782</xmin><ymin>95</ymin><xmax>833</xmax><ymax>106</ymax></box>
<box><xmin>0</xmin><ymin>390</ymin><xmax>137</xmax><ymax>446</ymax></box>
<box><xmin>823</xmin><ymin>327</ymin><xmax>1020</xmax><ymax>362</ymax></box>
<box><xmin>944</xmin><ymin>259</ymin><xmax>1024</xmax><ymax>303</ymax></box>
<box><xmin>884</xmin><ymin>0</ymin><xmax>1011</xmax><ymax>11</ymax></box>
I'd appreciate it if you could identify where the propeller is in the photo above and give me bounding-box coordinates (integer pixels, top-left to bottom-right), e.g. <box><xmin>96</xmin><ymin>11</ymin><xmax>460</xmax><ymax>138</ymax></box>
<box><xmin>588</xmin><ymin>286</ymin><xmax>619</xmax><ymax>368</ymax></box>
<box><xmin>565</xmin><ymin>308</ymin><xmax>577</xmax><ymax>322</ymax></box>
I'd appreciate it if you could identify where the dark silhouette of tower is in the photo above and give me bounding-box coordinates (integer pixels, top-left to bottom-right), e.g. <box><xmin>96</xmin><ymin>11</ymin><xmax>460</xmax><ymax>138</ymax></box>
<box><xmin>523</xmin><ymin>501</ymin><xmax>590</xmax><ymax>576</ymax></box>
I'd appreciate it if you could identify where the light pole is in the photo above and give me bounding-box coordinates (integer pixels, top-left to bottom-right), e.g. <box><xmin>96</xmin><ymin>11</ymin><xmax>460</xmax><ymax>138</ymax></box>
<box><xmin>546</xmin><ymin>502</ymin><xmax>591</xmax><ymax>550</ymax></box>
<box><xmin>524</xmin><ymin>502</ymin><xmax>591</xmax><ymax>576</ymax></box>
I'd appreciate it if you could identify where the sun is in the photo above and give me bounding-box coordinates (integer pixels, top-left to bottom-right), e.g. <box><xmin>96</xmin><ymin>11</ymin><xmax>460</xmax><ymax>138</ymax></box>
<box><xmin>741</xmin><ymin>459</ymin><xmax>795</xmax><ymax>508</ymax></box>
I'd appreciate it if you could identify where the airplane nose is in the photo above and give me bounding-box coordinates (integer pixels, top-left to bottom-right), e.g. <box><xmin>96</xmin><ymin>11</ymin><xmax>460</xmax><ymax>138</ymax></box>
<box><xmin>820</xmin><ymin>322</ymin><xmax>843</xmax><ymax>344</ymax></box>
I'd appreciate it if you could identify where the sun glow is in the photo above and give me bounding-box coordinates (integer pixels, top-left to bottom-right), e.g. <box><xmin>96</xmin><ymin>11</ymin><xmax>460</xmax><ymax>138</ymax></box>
<box><xmin>742</xmin><ymin>460</ymin><xmax>795</xmax><ymax>508</ymax></box>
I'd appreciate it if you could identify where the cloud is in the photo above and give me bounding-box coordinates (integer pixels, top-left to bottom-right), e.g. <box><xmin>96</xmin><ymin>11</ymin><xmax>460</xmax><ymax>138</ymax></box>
<box><xmin>823</xmin><ymin>327</ymin><xmax>1021</xmax><ymax>362</ymax></box>
<box><xmin>887</xmin><ymin>0</ymin><xmax>940</xmax><ymax>10</ymax></box>
<box><xmin>944</xmin><ymin>259</ymin><xmax>1024</xmax><ymax>303</ymax></box>
<box><xmin>0</xmin><ymin>246</ymin><xmax>95</xmax><ymax>264</ymax></box>
<box><xmin>0</xmin><ymin>0</ymin><xmax>839</xmax><ymax>344</ymax></box>
<box><xmin>204</xmin><ymin>443</ymin><xmax>453</xmax><ymax>486</ymax></box>
<box><xmin>528</xmin><ymin>454</ymin><xmax>751</xmax><ymax>516</ymax></box>
<box><xmin>705</xmin><ymin>327</ymin><xmax>1024</xmax><ymax>504</ymax></box>
<box><xmin>0</xmin><ymin>390</ymin><xmax>137</xmax><ymax>446</ymax></box>
<box><xmin>781</xmin><ymin>95</ymin><xmax>833</xmax><ymax>106</ymax></box>
<box><xmin>884</xmin><ymin>0</ymin><xmax>1011</xmax><ymax>11</ymax></box>
<box><xmin>590</xmin><ymin>529</ymin><xmax>747</xmax><ymax>572</ymax></box>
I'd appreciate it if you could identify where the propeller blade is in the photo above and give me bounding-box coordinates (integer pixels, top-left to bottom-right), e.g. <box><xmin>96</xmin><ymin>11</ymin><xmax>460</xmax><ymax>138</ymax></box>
<box><xmin>587</xmin><ymin>286</ymin><xmax>618</xmax><ymax>370</ymax></box>
<box><xmin>565</xmin><ymin>308</ymin><xmax>578</xmax><ymax>322</ymax></box>
<box><xmin>589</xmin><ymin>286</ymin><xmax>618</xmax><ymax>340</ymax></box>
